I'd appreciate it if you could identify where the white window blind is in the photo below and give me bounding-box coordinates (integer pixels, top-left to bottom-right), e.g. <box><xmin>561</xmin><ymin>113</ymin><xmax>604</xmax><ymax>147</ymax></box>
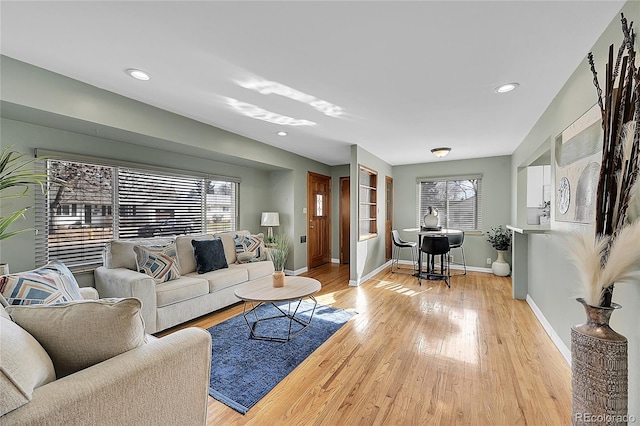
<box><xmin>416</xmin><ymin>176</ymin><xmax>482</xmax><ymax>231</ymax></box>
<box><xmin>118</xmin><ymin>168</ymin><xmax>203</xmax><ymax>239</ymax></box>
<box><xmin>43</xmin><ymin>160</ymin><xmax>115</xmax><ymax>269</ymax></box>
<box><xmin>36</xmin><ymin>157</ymin><xmax>239</xmax><ymax>269</ymax></box>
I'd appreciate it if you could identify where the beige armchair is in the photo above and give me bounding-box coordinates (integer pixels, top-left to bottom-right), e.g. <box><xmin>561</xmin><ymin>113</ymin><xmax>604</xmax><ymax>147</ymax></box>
<box><xmin>0</xmin><ymin>298</ymin><xmax>212</xmax><ymax>425</ymax></box>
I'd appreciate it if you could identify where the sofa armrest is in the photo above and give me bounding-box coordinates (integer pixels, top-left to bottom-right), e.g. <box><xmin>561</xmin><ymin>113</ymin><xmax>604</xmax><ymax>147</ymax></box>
<box><xmin>78</xmin><ymin>287</ymin><xmax>99</xmax><ymax>300</ymax></box>
<box><xmin>0</xmin><ymin>328</ymin><xmax>212</xmax><ymax>426</ymax></box>
<box><xmin>94</xmin><ymin>266</ymin><xmax>158</xmax><ymax>333</ymax></box>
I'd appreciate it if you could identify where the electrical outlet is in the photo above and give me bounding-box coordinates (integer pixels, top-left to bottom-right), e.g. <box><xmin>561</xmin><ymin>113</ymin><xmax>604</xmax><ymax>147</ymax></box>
<box><xmin>486</xmin><ymin>257</ymin><xmax>492</xmax><ymax>265</ymax></box>
<box><xmin>300</xmin><ymin>235</ymin><xmax>307</xmax><ymax>243</ymax></box>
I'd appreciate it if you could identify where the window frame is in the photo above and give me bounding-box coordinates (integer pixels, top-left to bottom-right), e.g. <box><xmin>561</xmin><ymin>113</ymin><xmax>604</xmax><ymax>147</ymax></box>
<box><xmin>416</xmin><ymin>174</ymin><xmax>483</xmax><ymax>232</ymax></box>
<box><xmin>35</xmin><ymin>150</ymin><xmax>240</xmax><ymax>270</ymax></box>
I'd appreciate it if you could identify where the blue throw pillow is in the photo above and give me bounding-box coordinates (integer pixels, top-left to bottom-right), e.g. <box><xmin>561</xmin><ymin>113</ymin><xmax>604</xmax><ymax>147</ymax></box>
<box><xmin>192</xmin><ymin>238</ymin><xmax>228</xmax><ymax>274</ymax></box>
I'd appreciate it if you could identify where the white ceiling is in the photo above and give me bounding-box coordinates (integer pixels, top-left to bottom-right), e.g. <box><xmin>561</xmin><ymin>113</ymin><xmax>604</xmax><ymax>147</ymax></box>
<box><xmin>0</xmin><ymin>1</ymin><xmax>627</xmax><ymax>166</ymax></box>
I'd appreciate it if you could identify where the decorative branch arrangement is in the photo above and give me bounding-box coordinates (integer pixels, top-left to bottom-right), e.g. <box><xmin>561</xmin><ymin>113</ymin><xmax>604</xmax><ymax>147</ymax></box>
<box><xmin>572</xmin><ymin>14</ymin><xmax>640</xmax><ymax>307</ymax></box>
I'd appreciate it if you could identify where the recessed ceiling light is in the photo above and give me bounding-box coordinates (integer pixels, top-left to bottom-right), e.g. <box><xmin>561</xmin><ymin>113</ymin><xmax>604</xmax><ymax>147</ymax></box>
<box><xmin>277</xmin><ymin>131</ymin><xmax>288</xmax><ymax>136</ymax></box>
<box><xmin>126</xmin><ymin>68</ymin><xmax>151</xmax><ymax>81</ymax></box>
<box><xmin>495</xmin><ymin>83</ymin><xmax>519</xmax><ymax>93</ymax></box>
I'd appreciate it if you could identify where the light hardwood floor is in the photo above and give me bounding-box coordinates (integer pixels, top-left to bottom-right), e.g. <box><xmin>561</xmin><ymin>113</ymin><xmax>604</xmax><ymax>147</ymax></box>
<box><xmin>161</xmin><ymin>264</ymin><xmax>571</xmax><ymax>425</ymax></box>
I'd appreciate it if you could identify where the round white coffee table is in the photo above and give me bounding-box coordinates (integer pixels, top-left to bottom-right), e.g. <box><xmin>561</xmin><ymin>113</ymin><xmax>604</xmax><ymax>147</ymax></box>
<box><xmin>234</xmin><ymin>275</ymin><xmax>321</xmax><ymax>342</ymax></box>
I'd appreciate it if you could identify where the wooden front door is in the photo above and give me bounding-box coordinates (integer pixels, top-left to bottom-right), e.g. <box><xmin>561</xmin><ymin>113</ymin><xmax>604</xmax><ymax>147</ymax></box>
<box><xmin>385</xmin><ymin>176</ymin><xmax>393</xmax><ymax>260</ymax></box>
<box><xmin>340</xmin><ymin>177</ymin><xmax>350</xmax><ymax>264</ymax></box>
<box><xmin>307</xmin><ymin>172</ymin><xmax>332</xmax><ymax>269</ymax></box>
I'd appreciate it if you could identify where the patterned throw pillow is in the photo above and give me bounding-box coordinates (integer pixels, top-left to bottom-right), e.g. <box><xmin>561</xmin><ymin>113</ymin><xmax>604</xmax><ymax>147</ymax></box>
<box><xmin>0</xmin><ymin>260</ymin><xmax>83</xmax><ymax>306</ymax></box>
<box><xmin>134</xmin><ymin>243</ymin><xmax>181</xmax><ymax>283</ymax></box>
<box><xmin>234</xmin><ymin>233</ymin><xmax>267</xmax><ymax>264</ymax></box>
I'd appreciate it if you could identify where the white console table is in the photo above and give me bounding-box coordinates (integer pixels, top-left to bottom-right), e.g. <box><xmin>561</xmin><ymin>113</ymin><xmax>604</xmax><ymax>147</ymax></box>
<box><xmin>506</xmin><ymin>225</ymin><xmax>550</xmax><ymax>300</ymax></box>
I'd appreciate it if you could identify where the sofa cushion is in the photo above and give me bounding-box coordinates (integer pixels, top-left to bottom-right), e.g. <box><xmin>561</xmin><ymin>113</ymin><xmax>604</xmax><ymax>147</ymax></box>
<box><xmin>0</xmin><ymin>260</ymin><xmax>83</xmax><ymax>306</ymax></box>
<box><xmin>0</xmin><ymin>312</ymin><xmax>56</xmax><ymax>416</ymax></box>
<box><xmin>236</xmin><ymin>260</ymin><xmax>275</xmax><ymax>281</ymax></box>
<box><xmin>134</xmin><ymin>243</ymin><xmax>181</xmax><ymax>283</ymax></box>
<box><xmin>192</xmin><ymin>238</ymin><xmax>228</xmax><ymax>274</ymax></box>
<box><xmin>106</xmin><ymin>237</ymin><xmax>174</xmax><ymax>270</ymax></box>
<box><xmin>185</xmin><ymin>266</ymin><xmax>248</xmax><ymax>293</ymax></box>
<box><xmin>234</xmin><ymin>233</ymin><xmax>267</xmax><ymax>263</ymax></box>
<box><xmin>155</xmin><ymin>276</ymin><xmax>209</xmax><ymax>308</ymax></box>
<box><xmin>6</xmin><ymin>298</ymin><xmax>146</xmax><ymax>378</ymax></box>
<box><xmin>175</xmin><ymin>234</ymin><xmax>214</xmax><ymax>274</ymax></box>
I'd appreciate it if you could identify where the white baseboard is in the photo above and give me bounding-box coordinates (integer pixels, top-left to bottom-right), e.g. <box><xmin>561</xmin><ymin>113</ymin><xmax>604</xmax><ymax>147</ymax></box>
<box><xmin>526</xmin><ymin>295</ymin><xmax>571</xmax><ymax>366</ymax></box>
<box><xmin>350</xmin><ymin>260</ymin><xmax>393</xmax><ymax>286</ymax></box>
<box><xmin>396</xmin><ymin>259</ymin><xmax>493</xmax><ymax>274</ymax></box>
<box><xmin>331</xmin><ymin>258</ymin><xmax>340</xmax><ymax>264</ymax></box>
<box><xmin>285</xmin><ymin>267</ymin><xmax>308</xmax><ymax>276</ymax></box>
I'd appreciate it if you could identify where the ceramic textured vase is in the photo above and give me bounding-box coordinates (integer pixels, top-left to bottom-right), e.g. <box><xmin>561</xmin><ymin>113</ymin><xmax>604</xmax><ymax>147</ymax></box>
<box><xmin>272</xmin><ymin>271</ymin><xmax>285</xmax><ymax>288</ymax></box>
<box><xmin>491</xmin><ymin>250</ymin><xmax>510</xmax><ymax>276</ymax></box>
<box><xmin>571</xmin><ymin>298</ymin><xmax>628</xmax><ymax>425</ymax></box>
<box><xmin>423</xmin><ymin>213</ymin><xmax>438</xmax><ymax>228</ymax></box>
<box><xmin>0</xmin><ymin>264</ymin><xmax>8</xmax><ymax>275</ymax></box>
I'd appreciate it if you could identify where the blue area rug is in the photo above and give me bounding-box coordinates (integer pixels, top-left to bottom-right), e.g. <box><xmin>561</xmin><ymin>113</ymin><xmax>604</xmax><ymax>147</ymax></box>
<box><xmin>206</xmin><ymin>300</ymin><xmax>355</xmax><ymax>414</ymax></box>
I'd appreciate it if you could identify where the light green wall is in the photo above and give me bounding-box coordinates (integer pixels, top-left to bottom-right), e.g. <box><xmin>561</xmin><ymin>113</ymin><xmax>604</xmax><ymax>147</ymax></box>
<box><xmin>350</xmin><ymin>145</ymin><xmax>393</xmax><ymax>283</ymax></box>
<box><xmin>392</xmin><ymin>156</ymin><xmax>512</xmax><ymax>269</ymax></box>
<box><xmin>0</xmin><ymin>55</ymin><xmax>332</xmax><ymax>274</ymax></box>
<box><xmin>0</xmin><ymin>117</ymin><xmax>272</xmax><ymax>282</ymax></box>
<box><xmin>331</xmin><ymin>164</ymin><xmax>349</xmax><ymax>262</ymax></box>
<box><xmin>511</xmin><ymin>1</ymin><xmax>639</xmax><ymax>415</ymax></box>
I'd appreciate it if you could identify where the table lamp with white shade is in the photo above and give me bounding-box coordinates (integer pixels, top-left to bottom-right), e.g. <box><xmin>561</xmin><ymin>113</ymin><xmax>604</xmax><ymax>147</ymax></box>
<box><xmin>260</xmin><ymin>212</ymin><xmax>280</xmax><ymax>239</ymax></box>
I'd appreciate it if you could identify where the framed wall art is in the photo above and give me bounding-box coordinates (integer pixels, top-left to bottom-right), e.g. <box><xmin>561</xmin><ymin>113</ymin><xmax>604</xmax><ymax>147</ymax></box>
<box><xmin>554</xmin><ymin>104</ymin><xmax>603</xmax><ymax>223</ymax></box>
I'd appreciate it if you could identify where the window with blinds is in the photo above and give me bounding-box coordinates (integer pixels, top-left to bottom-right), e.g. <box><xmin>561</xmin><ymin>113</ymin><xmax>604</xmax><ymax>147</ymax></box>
<box><xmin>36</xmin><ymin>158</ymin><xmax>238</xmax><ymax>269</ymax></box>
<box><xmin>416</xmin><ymin>176</ymin><xmax>482</xmax><ymax>231</ymax></box>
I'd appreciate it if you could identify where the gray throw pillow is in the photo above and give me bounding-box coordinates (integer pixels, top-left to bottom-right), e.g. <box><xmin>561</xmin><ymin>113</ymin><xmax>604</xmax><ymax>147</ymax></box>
<box><xmin>6</xmin><ymin>298</ymin><xmax>146</xmax><ymax>378</ymax></box>
<box><xmin>192</xmin><ymin>238</ymin><xmax>228</xmax><ymax>274</ymax></box>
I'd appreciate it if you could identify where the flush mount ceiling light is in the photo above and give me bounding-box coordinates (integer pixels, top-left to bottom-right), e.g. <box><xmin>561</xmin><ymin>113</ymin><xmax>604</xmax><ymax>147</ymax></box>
<box><xmin>495</xmin><ymin>82</ymin><xmax>519</xmax><ymax>93</ymax></box>
<box><xmin>431</xmin><ymin>147</ymin><xmax>451</xmax><ymax>158</ymax></box>
<box><xmin>126</xmin><ymin>68</ymin><xmax>151</xmax><ymax>81</ymax></box>
<box><xmin>277</xmin><ymin>131</ymin><xmax>288</xmax><ymax>136</ymax></box>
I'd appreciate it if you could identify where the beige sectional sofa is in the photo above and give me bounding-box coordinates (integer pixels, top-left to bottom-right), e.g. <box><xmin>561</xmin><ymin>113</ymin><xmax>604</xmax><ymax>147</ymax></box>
<box><xmin>94</xmin><ymin>230</ymin><xmax>274</xmax><ymax>334</ymax></box>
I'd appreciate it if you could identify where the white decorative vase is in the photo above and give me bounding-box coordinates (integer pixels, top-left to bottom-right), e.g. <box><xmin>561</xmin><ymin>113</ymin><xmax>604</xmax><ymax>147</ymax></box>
<box><xmin>492</xmin><ymin>250</ymin><xmax>510</xmax><ymax>276</ymax></box>
<box><xmin>0</xmin><ymin>264</ymin><xmax>9</xmax><ymax>276</ymax></box>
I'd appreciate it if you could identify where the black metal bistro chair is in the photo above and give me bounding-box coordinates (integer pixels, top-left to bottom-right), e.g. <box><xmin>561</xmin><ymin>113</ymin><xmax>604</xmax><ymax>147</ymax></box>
<box><xmin>391</xmin><ymin>230</ymin><xmax>418</xmax><ymax>274</ymax></box>
<box><xmin>447</xmin><ymin>231</ymin><xmax>466</xmax><ymax>276</ymax></box>
<box><xmin>418</xmin><ymin>235</ymin><xmax>451</xmax><ymax>287</ymax></box>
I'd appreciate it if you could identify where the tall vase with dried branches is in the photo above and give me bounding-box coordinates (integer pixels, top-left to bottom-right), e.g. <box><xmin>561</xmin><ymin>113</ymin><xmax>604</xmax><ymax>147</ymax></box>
<box><xmin>567</xmin><ymin>14</ymin><xmax>640</xmax><ymax>424</ymax></box>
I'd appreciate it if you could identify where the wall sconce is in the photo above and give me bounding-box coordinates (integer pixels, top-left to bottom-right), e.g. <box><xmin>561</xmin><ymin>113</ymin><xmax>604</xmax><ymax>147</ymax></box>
<box><xmin>431</xmin><ymin>147</ymin><xmax>451</xmax><ymax>158</ymax></box>
<box><xmin>260</xmin><ymin>212</ymin><xmax>280</xmax><ymax>239</ymax></box>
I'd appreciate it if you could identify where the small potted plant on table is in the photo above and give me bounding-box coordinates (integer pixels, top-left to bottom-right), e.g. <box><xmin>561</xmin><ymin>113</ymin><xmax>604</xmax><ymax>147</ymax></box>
<box><xmin>269</xmin><ymin>233</ymin><xmax>290</xmax><ymax>287</ymax></box>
